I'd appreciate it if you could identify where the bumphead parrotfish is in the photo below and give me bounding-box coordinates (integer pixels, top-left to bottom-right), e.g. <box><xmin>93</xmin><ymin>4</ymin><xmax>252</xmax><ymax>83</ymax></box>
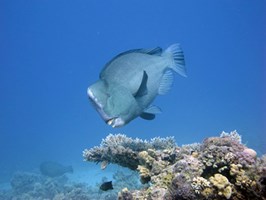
<box><xmin>40</xmin><ymin>161</ymin><xmax>73</xmax><ymax>178</ymax></box>
<box><xmin>87</xmin><ymin>43</ymin><xmax>186</xmax><ymax>128</ymax></box>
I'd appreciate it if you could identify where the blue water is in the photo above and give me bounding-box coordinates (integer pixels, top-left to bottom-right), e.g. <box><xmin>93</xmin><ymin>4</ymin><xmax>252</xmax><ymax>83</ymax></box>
<box><xmin>0</xmin><ymin>0</ymin><xmax>265</xmax><ymax>194</ymax></box>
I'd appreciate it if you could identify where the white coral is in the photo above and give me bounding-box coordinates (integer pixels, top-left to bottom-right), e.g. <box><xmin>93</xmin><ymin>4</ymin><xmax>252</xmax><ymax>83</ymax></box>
<box><xmin>220</xmin><ymin>130</ymin><xmax>242</xmax><ymax>143</ymax></box>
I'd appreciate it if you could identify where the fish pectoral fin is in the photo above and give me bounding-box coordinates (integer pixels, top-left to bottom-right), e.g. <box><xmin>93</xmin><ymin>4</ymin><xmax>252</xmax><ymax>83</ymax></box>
<box><xmin>135</xmin><ymin>70</ymin><xmax>148</xmax><ymax>98</ymax></box>
<box><xmin>140</xmin><ymin>105</ymin><xmax>162</xmax><ymax>120</ymax></box>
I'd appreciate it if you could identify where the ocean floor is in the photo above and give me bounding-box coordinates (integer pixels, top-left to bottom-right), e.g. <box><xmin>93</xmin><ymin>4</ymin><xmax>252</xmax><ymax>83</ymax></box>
<box><xmin>0</xmin><ymin>162</ymin><xmax>142</xmax><ymax>200</ymax></box>
<box><xmin>1</xmin><ymin>131</ymin><xmax>265</xmax><ymax>200</ymax></box>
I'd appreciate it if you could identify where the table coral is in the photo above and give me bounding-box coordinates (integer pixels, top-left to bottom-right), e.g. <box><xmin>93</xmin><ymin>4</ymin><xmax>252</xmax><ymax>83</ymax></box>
<box><xmin>83</xmin><ymin>133</ymin><xmax>176</xmax><ymax>170</ymax></box>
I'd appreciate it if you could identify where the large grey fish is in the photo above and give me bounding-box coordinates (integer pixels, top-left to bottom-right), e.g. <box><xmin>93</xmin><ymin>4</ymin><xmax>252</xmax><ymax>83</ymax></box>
<box><xmin>87</xmin><ymin>43</ymin><xmax>186</xmax><ymax>128</ymax></box>
<box><xmin>40</xmin><ymin>161</ymin><xmax>73</xmax><ymax>178</ymax></box>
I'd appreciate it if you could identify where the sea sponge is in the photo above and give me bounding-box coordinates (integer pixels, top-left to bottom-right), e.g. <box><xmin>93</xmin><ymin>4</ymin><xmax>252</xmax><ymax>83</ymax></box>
<box><xmin>209</xmin><ymin>174</ymin><xmax>232</xmax><ymax>199</ymax></box>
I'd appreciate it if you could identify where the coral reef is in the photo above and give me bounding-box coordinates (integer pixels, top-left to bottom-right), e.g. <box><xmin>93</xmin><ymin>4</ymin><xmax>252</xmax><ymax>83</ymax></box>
<box><xmin>84</xmin><ymin>131</ymin><xmax>266</xmax><ymax>200</ymax></box>
<box><xmin>0</xmin><ymin>168</ymin><xmax>142</xmax><ymax>199</ymax></box>
<box><xmin>4</xmin><ymin>171</ymin><xmax>93</xmax><ymax>200</ymax></box>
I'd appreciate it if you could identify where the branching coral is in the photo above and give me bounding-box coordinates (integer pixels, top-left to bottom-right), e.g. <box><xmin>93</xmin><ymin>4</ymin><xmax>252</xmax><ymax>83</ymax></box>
<box><xmin>220</xmin><ymin>130</ymin><xmax>242</xmax><ymax>143</ymax></box>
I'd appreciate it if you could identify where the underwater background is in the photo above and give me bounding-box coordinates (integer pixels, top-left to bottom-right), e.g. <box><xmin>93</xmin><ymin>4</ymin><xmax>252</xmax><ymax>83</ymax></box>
<box><xmin>0</xmin><ymin>0</ymin><xmax>265</xmax><ymax>199</ymax></box>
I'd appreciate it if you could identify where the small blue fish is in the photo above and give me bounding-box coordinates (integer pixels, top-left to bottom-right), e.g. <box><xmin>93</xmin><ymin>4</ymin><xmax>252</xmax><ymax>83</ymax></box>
<box><xmin>100</xmin><ymin>181</ymin><xmax>113</xmax><ymax>191</ymax></box>
<box><xmin>88</xmin><ymin>44</ymin><xmax>186</xmax><ymax>127</ymax></box>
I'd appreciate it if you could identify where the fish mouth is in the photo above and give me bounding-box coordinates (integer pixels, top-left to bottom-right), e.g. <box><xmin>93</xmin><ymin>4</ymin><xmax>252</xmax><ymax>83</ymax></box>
<box><xmin>87</xmin><ymin>88</ymin><xmax>125</xmax><ymax>128</ymax></box>
<box><xmin>106</xmin><ymin>118</ymin><xmax>117</xmax><ymax>128</ymax></box>
<box><xmin>106</xmin><ymin>117</ymin><xmax>125</xmax><ymax>128</ymax></box>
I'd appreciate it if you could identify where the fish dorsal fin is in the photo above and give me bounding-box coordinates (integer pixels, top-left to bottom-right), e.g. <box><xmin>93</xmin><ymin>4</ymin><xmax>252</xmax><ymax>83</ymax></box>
<box><xmin>158</xmin><ymin>70</ymin><xmax>174</xmax><ymax>95</ymax></box>
<box><xmin>116</xmin><ymin>47</ymin><xmax>162</xmax><ymax>57</ymax></box>
<box><xmin>141</xmin><ymin>47</ymin><xmax>163</xmax><ymax>55</ymax></box>
<box><xmin>140</xmin><ymin>105</ymin><xmax>161</xmax><ymax>120</ymax></box>
<box><xmin>135</xmin><ymin>71</ymin><xmax>148</xmax><ymax>98</ymax></box>
<box><xmin>102</xmin><ymin>47</ymin><xmax>163</xmax><ymax>71</ymax></box>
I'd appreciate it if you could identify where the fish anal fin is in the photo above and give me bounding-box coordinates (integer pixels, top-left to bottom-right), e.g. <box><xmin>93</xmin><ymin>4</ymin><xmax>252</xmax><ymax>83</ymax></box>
<box><xmin>140</xmin><ymin>113</ymin><xmax>155</xmax><ymax>120</ymax></box>
<box><xmin>140</xmin><ymin>105</ymin><xmax>161</xmax><ymax>120</ymax></box>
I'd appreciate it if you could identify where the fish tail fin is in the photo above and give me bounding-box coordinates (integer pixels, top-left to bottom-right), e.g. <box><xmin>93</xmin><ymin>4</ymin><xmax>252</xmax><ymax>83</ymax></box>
<box><xmin>163</xmin><ymin>43</ymin><xmax>187</xmax><ymax>77</ymax></box>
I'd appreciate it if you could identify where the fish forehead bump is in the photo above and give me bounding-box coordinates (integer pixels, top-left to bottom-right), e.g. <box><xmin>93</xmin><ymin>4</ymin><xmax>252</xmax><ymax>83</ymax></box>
<box><xmin>87</xmin><ymin>87</ymin><xmax>94</xmax><ymax>99</ymax></box>
<box><xmin>87</xmin><ymin>81</ymin><xmax>110</xmax><ymax>110</ymax></box>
